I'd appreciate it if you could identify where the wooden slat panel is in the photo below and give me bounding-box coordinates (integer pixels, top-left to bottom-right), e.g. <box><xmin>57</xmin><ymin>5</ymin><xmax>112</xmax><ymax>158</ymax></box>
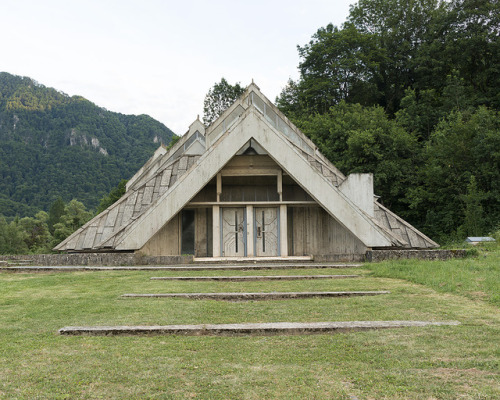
<box><xmin>406</xmin><ymin>227</ymin><xmax>420</xmax><ymax>248</ymax></box>
<box><xmin>178</xmin><ymin>156</ymin><xmax>188</xmax><ymax>171</ymax></box>
<box><xmin>160</xmin><ymin>169</ymin><xmax>172</xmax><ymax>187</ymax></box>
<box><xmin>101</xmin><ymin>226</ymin><xmax>115</xmax><ymax>242</ymax></box>
<box><xmin>82</xmin><ymin>226</ymin><xmax>98</xmax><ymax>249</ymax></box>
<box><xmin>94</xmin><ymin>232</ymin><xmax>102</xmax><ymax>245</ymax></box>
<box><xmin>122</xmin><ymin>204</ymin><xmax>134</xmax><ymax>224</ymax></box>
<box><xmin>287</xmin><ymin>207</ymin><xmax>294</xmax><ymax>255</ymax></box>
<box><xmin>75</xmin><ymin>229</ymin><xmax>88</xmax><ymax>250</ymax></box>
<box><xmin>96</xmin><ymin>215</ymin><xmax>106</xmax><ymax>235</ymax></box>
<box><xmin>142</xmin><ymin>186</ymin><xmax>154</xmax><ymax>205</ymax></box>
<box><xmin>135</xmin><ymin>189</ymin><xmax>144</xmax><ymax>210</ymax></box>
<box><xmin>293</xmin><ymin>207</ymin><xmax>304</xmax><ymax>256</ymax></box>
<box><xmin>292</xmin><ymin>206</ymin><xmax>366</xmax><ymax>255</ymax></box>
<box><xmin>224</xmin><ymin>155</ymin><xmax>276</xmax><ymax>168</ymax></box>
<box><xmin>115</xmin><ymin>211</ymin><xmax>124</xmax><ymax>228</ymax></box>
<box><xmin>126</xmin><ymin>191</ymin><xmax>138</xmax><ymax>205</ymax></box>
<box><xmin>153</xmin><ymin>174</ymin><xmax>162</xmax><ymax>195</ymax></box>
<box><xmin>158</xmin><ymin>185</ymin><xmax>169</xmax><ymax>196</ymax></box>
<box><xmin>387</xmin><ymin>213</ymin><xmax>400</xmax><ymax>230</ymax></box>
<box><xmin>195</xmin><ymin>208</ymin><xmax>207</xmax><ymax>257</ymax></box>
<box><xmin>171</xmin><ymin>160</ymin><xmax>179</xmax><ymax>179</ymax></box>
<box><xmin>105</xmin><ymin>207</ymin><xmax>119</xmax><ymax>227</ymax></box>
<box><xmin>169</xmin><ymin>173</ymin><xmax>178</xmax><ymax>187</ymax></box>
<box><xmin>65</xmin><ymin>232</ymin><xmax>80</xmax><ymax>250</ymax></box>
<box><xmin>187</xmin><ymin>156</ymin><xmax>196</xmax><ymax>169</ymax></box>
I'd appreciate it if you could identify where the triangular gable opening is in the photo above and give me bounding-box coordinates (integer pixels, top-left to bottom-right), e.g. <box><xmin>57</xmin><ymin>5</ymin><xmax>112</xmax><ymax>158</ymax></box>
<box><xmin>141</xmin><ymin>147</ymin><xmax>367</xmax><ymax>258</ymax></box>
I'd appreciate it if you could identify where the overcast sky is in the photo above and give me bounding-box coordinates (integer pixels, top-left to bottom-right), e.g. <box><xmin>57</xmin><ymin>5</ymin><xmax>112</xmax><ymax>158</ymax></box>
<box><xmin>2</xmin><ymin>0</ymin><xmax>354</xmax><ymax>135</ymax></box>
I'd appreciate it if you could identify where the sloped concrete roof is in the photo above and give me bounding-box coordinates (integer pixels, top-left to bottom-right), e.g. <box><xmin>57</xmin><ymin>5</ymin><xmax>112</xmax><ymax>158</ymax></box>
<box><xmin>55</xmin><ymin>83</ymin><xmax>437</xmax><ymax>252</ymax></box>
<box><xmin>55</xmin><ymin>154</ymin><xmax>199</xmax><ymax>251</ymax></box>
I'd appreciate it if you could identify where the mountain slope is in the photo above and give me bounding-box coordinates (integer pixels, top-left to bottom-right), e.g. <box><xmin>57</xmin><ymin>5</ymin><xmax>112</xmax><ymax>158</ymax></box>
<box><xmin>0</xmin><ymin>72</ymin><xmax>175</xmax><ymax>217</ymax></box>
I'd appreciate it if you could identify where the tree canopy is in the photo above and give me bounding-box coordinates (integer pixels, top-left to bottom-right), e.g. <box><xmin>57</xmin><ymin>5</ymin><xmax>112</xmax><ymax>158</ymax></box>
<box><xmin>203</xmin><ymin>78</ymin><xmax>245</xmax><ymax>126</ymax></box>
<box><xmin>276</xmin><ymin>0</ymin><xmax>500</xmax><ymax>242</ymax></box>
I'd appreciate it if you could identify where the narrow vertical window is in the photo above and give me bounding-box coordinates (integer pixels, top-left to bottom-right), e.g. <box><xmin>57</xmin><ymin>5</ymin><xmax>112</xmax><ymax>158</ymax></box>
<box><xmin>262</xmin><ymin>210</ymin><xmax>265</xmax><ymax>252</ymax></box>
<box><xmin>235</xmin><ymin>211</ymin><xmax>238</xmax><ymax>253</ymax></box>
<box><xmin>181</xmin><ymin>209</ymin><xmax>195</xmax><ymax>255</ymax></box>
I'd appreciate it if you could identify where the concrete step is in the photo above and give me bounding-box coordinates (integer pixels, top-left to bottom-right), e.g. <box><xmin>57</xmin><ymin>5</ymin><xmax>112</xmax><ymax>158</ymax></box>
<box><xmin>0</xmin><ymin>263</ymin><xmax>362</xmax><ymax>272</ymax></box>
<box><xmin>193</xmin><ymin>256</ymin><xmax>314</xmax><ymax>264</ymax></box>
<box><xmin>150</xmin><ymin>274</ymin><xmax>360</xmax><ymax>281</ymax></box>
<box><xmin>58</xmin><ymin>320</ymin><xmax>460</xmax><ymax>336</ymax></box>
<box><xmin>121</xmin><ymin>291</ymin><xmax>389</xmax><ymax>300</ymax></box>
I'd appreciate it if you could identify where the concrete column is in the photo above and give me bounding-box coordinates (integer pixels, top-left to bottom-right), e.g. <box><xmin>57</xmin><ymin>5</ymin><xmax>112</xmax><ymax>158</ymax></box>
<box><xmin>280</xmin><ymin>205</ymin><xmax>288</xmax><ymax>257</ymax></box>
<box><xmin>212</xmin><ymin>205</ymin><xmax>220</xmax><ymax>257</ymax></box>
<box><xmin>246</xmin><ymin>205</ymin><xmax>254</xmax><ymax>257</ymax></box>
<box><xmin>277</xmin><ymin>170</ymin><xmax>283</xmax><ymax>202</ymax></box>
<box><xmin>216</xmin><ymin>173</ymin><xmax>222</xmax><ymax>202</ymax></box>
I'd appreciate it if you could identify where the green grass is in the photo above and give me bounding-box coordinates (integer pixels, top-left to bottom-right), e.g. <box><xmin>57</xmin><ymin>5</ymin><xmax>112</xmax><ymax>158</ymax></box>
<box><xmin>365</xmin><ymin>245</ymin><xmax>500</xmax><ymax>306</ymax></box>
<box><xmin>0</xmin><ymin>253</ymin><xmax>499</xmax><ymax>399</ymax></box>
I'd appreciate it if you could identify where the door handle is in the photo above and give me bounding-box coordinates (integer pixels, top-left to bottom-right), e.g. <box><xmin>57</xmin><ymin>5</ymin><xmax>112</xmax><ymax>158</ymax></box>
<box><xmin>257</xmin><ymin>227</ymin><xmax>261</xmax><ymax>237</ymax></box>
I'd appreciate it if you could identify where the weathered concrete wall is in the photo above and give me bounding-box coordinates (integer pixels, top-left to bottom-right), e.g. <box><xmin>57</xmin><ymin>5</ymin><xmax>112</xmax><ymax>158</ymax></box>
<box><xmin>313</xmin><ymin>254</ymin><xmax>365</xmax><ymax>262</ymax></box>
<box><xmin>339</xmin><ymin>173</ymin><xmax>374</xmax><ymax>217</ymax></box>
<box><xmin>365</xmin><ymin>249</ymin><xmax>467</xmax><ymax>262</ymax></box>
<box><xmin>140</xmin><ymin>213</ymin><xmax>181</xmax><ymax>256</ymax></box>
<box><xmin>0</xmin><ymin>253</ymin><xmax>193</xmax><ymax>266</ymax></box>
<box><xmin>0</xmin><ymin>249</ymin><xmax>466</xmax><ymax>266</ymax></box>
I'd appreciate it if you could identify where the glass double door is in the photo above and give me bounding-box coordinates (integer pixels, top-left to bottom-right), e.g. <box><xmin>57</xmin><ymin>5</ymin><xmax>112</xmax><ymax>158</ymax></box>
<box><xmin>221</xmin><ymin>207</ymin><xmax>279</xmax><ymax>257</ymax></box>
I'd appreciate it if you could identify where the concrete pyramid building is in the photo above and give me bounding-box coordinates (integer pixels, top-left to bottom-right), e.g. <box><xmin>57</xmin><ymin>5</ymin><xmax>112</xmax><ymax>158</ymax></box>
<box><xmin>55</xmin><ymin>83</ymin><xmax>438</xmax><ymax>260</ymax></box>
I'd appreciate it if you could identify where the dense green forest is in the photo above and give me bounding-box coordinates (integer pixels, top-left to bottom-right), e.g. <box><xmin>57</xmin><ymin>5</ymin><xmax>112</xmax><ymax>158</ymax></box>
<box><xmin>0</xmin><ymin>72</ymin><xmax>175</xmax><ymax>217</ymax></box>
<box><xmin>276</xmin><ymin>0</ymin><xmax>500</xmax><ymax>242</ymax></box>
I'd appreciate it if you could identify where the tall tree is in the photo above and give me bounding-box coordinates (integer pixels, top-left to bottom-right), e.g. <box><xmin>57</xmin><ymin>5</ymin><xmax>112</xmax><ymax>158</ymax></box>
<box><xmin>19</xmin><ymin>211</ymin><xmax>51</xmax><ymax>252</ymax></box>
<box><xmin>296</xmin><ymin>102</ymin><xmax>418</xmax><ymax>215</ymax></box>
<box><xmin>412</xmin><ymin>107</ymin><xmax>500</xmax><ymax>239</ymax></box>
<box><xmin>0</xmin><ymin>216</ymin><xmax>28</xmax><ymax>254</ymax></box>
<box><xmin>277</xmin><ymin>0</ymin><xmax>446</xmax><ymax>117</ymax></box>
<box><xmin>461</xmin><ymin>175</ymin><xmax>486</xmax><ymax>236</ymax></box>
<box><xmin>52</xmin><ymin>199</ymin><xmax>92</xmax><ymax>244</ymax></box>
<box><xmin>203</xmin><ymin>78</ymin><xmax>245</xmax><ymax>126</ymax></box>
<box><xmin>277</xmin><ymin>24</ymin><xmax>382</xmax><ymax>116</ymax></box>
<box><xmin>48</xmin><ymin>197</ymin><xmax>65</xmax><ymax>234</ymax></box>
<box><xmin>347</xmin><ymin>0</ymin><xmax>443</xmax><ymax>113</ymax></box>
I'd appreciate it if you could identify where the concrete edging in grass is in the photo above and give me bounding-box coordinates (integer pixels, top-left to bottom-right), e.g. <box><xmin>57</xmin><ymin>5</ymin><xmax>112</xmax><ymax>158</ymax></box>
<box><xmin>121</xmin><ymin>291</ymin><xmax>390</xmax><ymax>300</ymax></box>
<box><xmin>150</xmin><ymin>275</ymin><xmax>360</xmax><ymax>281</ymax></box>
<box><xmin>58</xmin><ymin>320</ymin><xmax>461</xmax><ymax>336</ymax></box>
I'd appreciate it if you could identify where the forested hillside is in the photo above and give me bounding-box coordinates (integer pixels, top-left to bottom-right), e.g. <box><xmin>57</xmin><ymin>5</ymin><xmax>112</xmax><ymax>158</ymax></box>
<box><xmin>0</xmin><ymin>72</ymin><xmax>175</xmax><ymax>217</ymax></box>
<box><xmin>277</xmin><ymin>0</ymin><xmax>500</xmax><ymax>242</ymax></box>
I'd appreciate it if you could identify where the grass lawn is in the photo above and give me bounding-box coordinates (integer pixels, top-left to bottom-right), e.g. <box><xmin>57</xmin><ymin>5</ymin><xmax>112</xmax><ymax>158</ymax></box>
<box><xmin>0</xmin><ymin>251</ymin><xmax>499</xmax><ymax>399</ymax></box>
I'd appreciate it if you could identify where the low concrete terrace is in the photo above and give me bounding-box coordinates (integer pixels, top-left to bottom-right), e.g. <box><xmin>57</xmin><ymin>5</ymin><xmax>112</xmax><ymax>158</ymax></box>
<box><xmin>0</xmin><ymin>263</ymin><xmax>362</xmax><ymax>272</ymax></box>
